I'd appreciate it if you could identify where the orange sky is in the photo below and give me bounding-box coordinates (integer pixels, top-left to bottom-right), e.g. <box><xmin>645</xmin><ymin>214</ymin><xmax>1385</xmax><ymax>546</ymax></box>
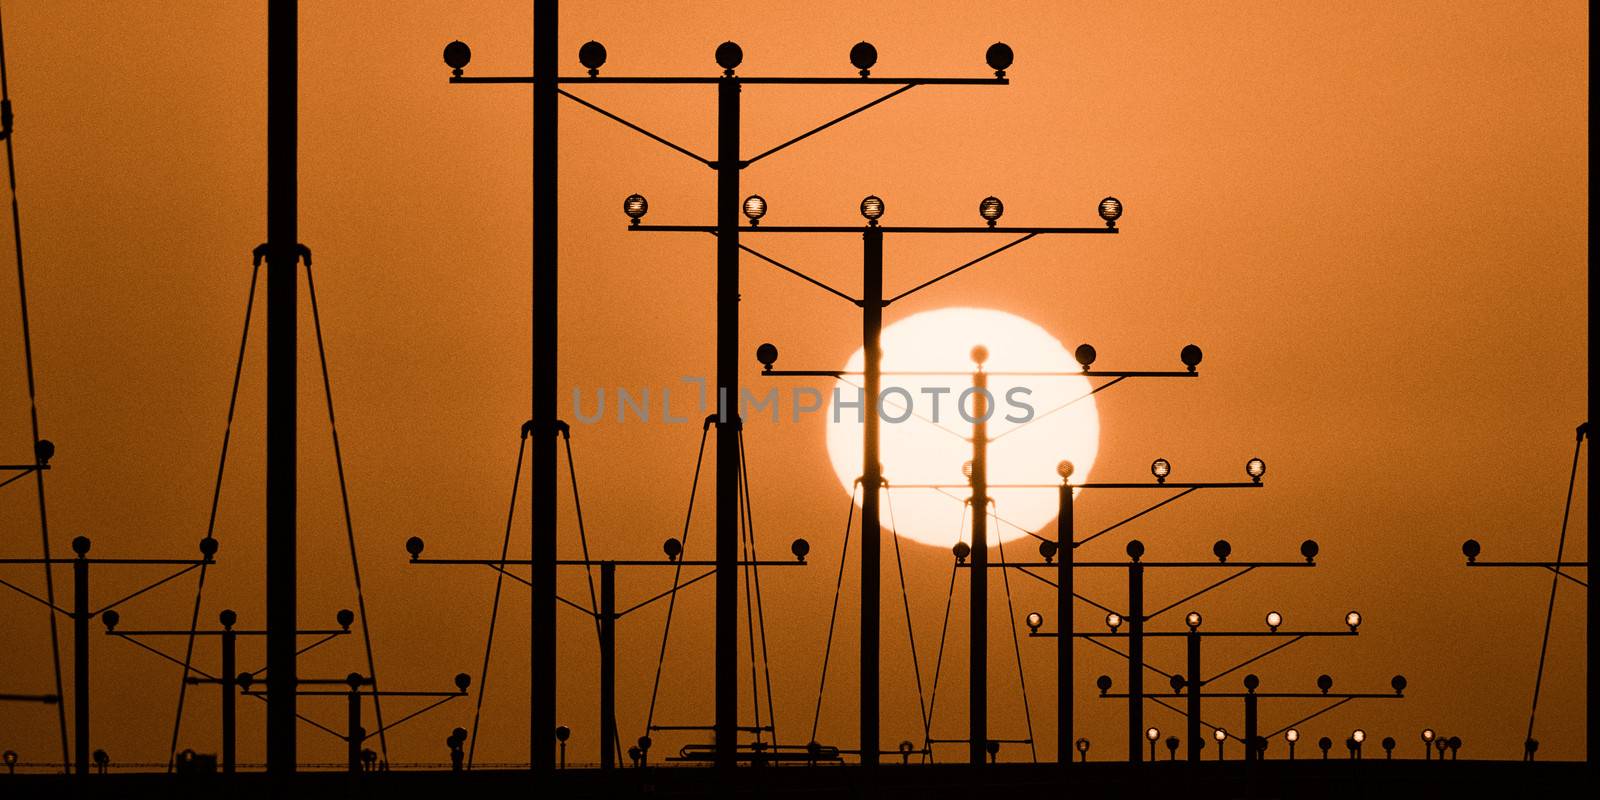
<box><xmin>0</xmin><ymin>1</ymin><xmax>1588</xmax><ymax>769</ymax></box>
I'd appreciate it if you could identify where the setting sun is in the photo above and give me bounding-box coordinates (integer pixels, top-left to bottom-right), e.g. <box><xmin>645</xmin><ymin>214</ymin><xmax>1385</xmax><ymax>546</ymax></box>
<box><xmin>824</xmin><ymin>307</ymin><xmax>1099</xmax><ymax>548</ymax></box>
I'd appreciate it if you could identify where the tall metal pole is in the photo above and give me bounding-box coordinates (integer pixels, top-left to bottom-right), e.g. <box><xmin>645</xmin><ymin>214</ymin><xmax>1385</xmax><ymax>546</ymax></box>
<box><xmin>265</xmin><ymin>0</ymin><xmax>299</xmax><ymax>776</ymax></box>
<box><xmin>346</xmin><ymin>680</ymin><xmax>361</xmax><ymax>773</ymax></box>
<box><xmin>600</xmin><ymin>562</ymin><xmax>616</xmax><ymax>771</ymax></box>
<box><xmin>1057</xmin><ymin>483</ymin><xmax>1073</xmax><ymax>767</ymax></box>
<box><xmin>859</xmin><ymin>225</ymin><xmax>883</xmax><ymax>768</ymax></box>
<box><xmin>530</xmin><ymin>0</ymin><xmax>559</xmax><ymax>774</ymax></box>
<box><xmin>604</xmin><ymin>54</ymin><xmax>749</xmax><ymax>773</ymax></box>
<box><xmin>1244</xmin><ymin>688</ymin><xmax>1258</xmax><ymax>762</ymax></box>
<box><xmin>968</xmin><ymin>365</ymin><xmax>989</xmax><ymax>765</ymax></box>
<box><xmin>1127</xmin><ymin>562</ymin><xmax>1143</xmax><ymax>763</ymax></box>
<box><xmin>72</xmin><ymin>549</ymin><xmax>88</xmax><ymax>776</ymax></box>
<box><xmin>1186</xmin><ymin>630</ymin><xmax>1201</xmax><ymax>762</ymax></box>
<box><xmin>221</xmin><ymin>618</ymin><xmax>237</xmax><ymax>773</ymax></box>
<box><xmin>714</xmin><ymin>73</ymin><xmax>741</xmax><ymax>771</ymax></box>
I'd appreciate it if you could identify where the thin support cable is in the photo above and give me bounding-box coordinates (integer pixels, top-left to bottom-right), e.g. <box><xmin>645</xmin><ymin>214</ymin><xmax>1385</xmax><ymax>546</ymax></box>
<box><xmin>561</xmin><ymin>434</ymin><xmax>602</xmax><ymax>638</ymax></box>
<box><xmin>111</xmin><ymin>634</ymin><xmax>220</xmax><ymax>680</ymax></box>
<box><xmin>643</xmin><ymin>424</ymin><xmax>712</xmax><ymax>739</ymax></box>
<box><xmin>556</xmin><ymin>89</ymin><xmax>713</xmax><ymax>168</ymax></box>
<box><xmin>884</xmin><ymin>489</ymin><xmax>930</xmax><ymax>738</ymax></box>
<box><xmin>616</xmin><ymin>569</ymin><xmax>715</xmax><ymax>618</ymax></box>
<box><xmin>993</xmin><ymin>515</ymin><xmax>1038</xmax><ymax>762</ymax></box>
<box><xmin>1075</xmin><ymin>487</ymin><xmax>1199</xmax><ymax>548</ymax></box>
<box><xmin>886</xmin><ymin>233</ymin><xmax>1037</xmax><ymax>304</ymax></box>
<box><xmin>0</xmin><ymin>6</ymin><xmax>70</xmax><ymax>766</ymax></box>
<box><xmin>988</xmin><ymin>377</ymin><xmax>1125</xmax><ymax>444</ymax></box>
<box><xmin>808</xmin><ymin>483</ymin><xmax>859</xmax><ymax>744</ymax></box>
<box><xmin>930</xmin><ymin>487</ymin><xmax>1046</xmax><ymax>543</ymax></box>
<box><xmin>709</xmin><ymin>232</ymin><xmax>858</xmax><ymax>304</ymax></box>
<box><xmin>1079</xmin><ymin>635</ymin><xmax>1175</xmax><ymax>680</ymax></box>
<box><xmin>305</xmin><ymin>263</ymin><xmax>388</xmax><ymax>763</ymax></box>
<box><xmin>0</xmin><ymin>575</ymin><xmax>69</xmax><ymax>615</ymax></box>
<box><xmin>738</xmin><ymin>476</ymin><xmax>762</xmax><ymax>743</ymax></box>
<box><xmin>738</xmin><ymin>431</ymin><xmax>779</xmax><ymax>745</ymax></box>
<box><xmin>466</xmin><ymin>431</ymin><xmax>526</xmax><ymax>768</ymax></box>
<box><xmin>168</xmin><ymin>259</ymin><xmax>260</xmax><ymax>770</ymax></box>
<box><xmin>1144</xmin><ymin>567</ymin><xmax>1256</xmax><ymax>621</ymax></box>
<box><xmin>922</xmin><ymin>504</ymin><xmax>969</xmax><ymax>763</ymax></box>
<box><xmin>1263</xmin><ymin>697</ymin><xmax>1354</xmax><ymax>739</ymax></box>
<box><xmin>744</xmin><ymin>84</ymin><xmax>918</xmax><ymax>166</ymax></box>
<box><xmin>1526</xmin><ymin>432</ymin><xmax>1586</xmax><ymax>743</ymax></box>
<box><xmin>1202</xmin><ymin>636</ymin><xmax>1304</xmax><ymax>686</ymax></box>
<box><xmin>91</xmin><ymin>564</ymin><xmax>201</xmax><ymax>616</ymax></box>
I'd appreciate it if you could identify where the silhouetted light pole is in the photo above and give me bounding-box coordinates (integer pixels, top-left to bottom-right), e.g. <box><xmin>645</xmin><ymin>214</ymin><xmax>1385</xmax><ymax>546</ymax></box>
<box><xmin>241</xmin><ymin>672</ymin><xmax>469</xmax><ymax>773</ymax></box>
<box><xmin>406</xmin><ymin>531</ymin><xmax>808</xmax><ymax>768</ymax></box>
<box><xmin>1458</xmin><ymin>421</ymin><xmax>1588</xmax><ymax>763</ymax></box>
<box><xmin>102</xmin><ymin>609</ymin><xmax>353</xmax><ymax>772</ymax></box>
<box><xmin>446</xmin><ymin>24</ymin><xmax>1003</xmax><ymax>771</ymax></box>
<box><xmin>0</xmin><ymin>535</ymin><xmax>215</xmax><ymax>774</ymax></box>
<box><xmin>746</xmin><ymin>195</ymin><xmax>1123</xmax><ymax>766</ymax></box>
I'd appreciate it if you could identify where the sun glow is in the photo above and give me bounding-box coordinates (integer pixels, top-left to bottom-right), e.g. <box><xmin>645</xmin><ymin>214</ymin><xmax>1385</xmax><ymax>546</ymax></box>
<box><xmin>824</xmin><ymin>307</ymin><xmax>1100</xmax><ymax>548</ymax></box>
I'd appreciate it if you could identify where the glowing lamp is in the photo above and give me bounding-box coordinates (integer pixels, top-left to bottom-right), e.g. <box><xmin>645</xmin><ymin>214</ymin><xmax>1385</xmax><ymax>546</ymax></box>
<box><xmin>979</xmin><ymin>196</ymin><xmax>1004</xmax><ymax>227</ymax></box>
<box><xmin>742</xmin><ymin>195</ymin><xmax>767</xmax><ymax>226</ymax></box>
<box><xmin>1246</xmin><ymin>457</ymin><xmax>1266</xmax><ymax>482</ymax></box>
<box><xmin>1266</xmin><ymin>611</ymin><xmax>1282</xmax><ymax>631</ymax></box>
<box><xmin>624</xmin><ymin>194</ymin><xmax>648</xmax><ymax>225</ymax></box>
<box><xmin>860</xmin><ymin>195</ymin><xmax>884</xmax><ymax>223</ymax></box>
<box><xmin>1346</xmin><ymin>610</ymin><xmax>1362</xmax><ymax>632</ymax></box>
<box><xmin>1151</xmin><ymin>458</ymin><xmax>1171</xmax><ymax>483</ymax></box>
<box><xmin>1105</xmin><ymin>612</ymin><xmax>1122</xmax><ymax>632</ymax></box>
<box><xmin>1185</xmin><ymin>611</ymin><xmax>1202</xmax><ymax>631</ymax></box>
<box><xmin>1025</xmin><ymin>612</ymin><xmax>1043</xmax><ymax>633</ymax></box>
<box><xmin>1098</xmin><ymin>197</ymin><xmax>1122</xmax><ymax>227</ymax></box>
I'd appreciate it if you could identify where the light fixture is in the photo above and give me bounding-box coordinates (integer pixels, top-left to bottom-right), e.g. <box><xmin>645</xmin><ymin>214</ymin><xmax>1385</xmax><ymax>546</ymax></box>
<box><xmin>1213</xmin><ymin>539</ymin><xmax>1231</xmax><ymax>563</ymax></box>
<box><xmin>715</xmin><ymin>41</ymin><xmax>743</xmax><ymax>76</ymax></box>
<box><xmin>443</xmin><ymin>40</ymin><xmax>472</xmax><ymax>77</ymax></box>
<box><xmin>1391</xmin><ymin>675</ymin><xmax>1407</xmax><ymax>695</ymax></box>
<box><xmin>405</xmin><ymin>536</ymin><xmax>425</xmax><ymax>560</ymax></box>
<box><xmin>1151</xmin><ymin>458</ymin><xmax>1171</xmax><ymax>483</ymax></box>
<box><xmin>578</xmin><ymin>40</ymin><xmax>607</xmax><ymax>77</ymax></box>
<box><xmin>1317</xmin><ymin>674</ymin><xmax>1333</xmax><ymax>694</ymax></box>
<box><xmin>1246</xmin><ymin>457</ymin><xmax>1266</xmax><ymax>483</ymax></box>
<box><xmin>1025</xmin><ymin>611</ymin><xmax>1043</xmax><ymax>633</ymax></box>
<box><xmin>791</xmin><ymin>538</ymin><xmax>809</xmax><ymax>563</ymax></box>
<box><xmin>1126</xmin><ymin>539</ymin><xmax>1145</xmax><ymax>562</ymax></box>
<box><xmin>1421</xmin><ymin>728</ymin><xmax>1435</xmax><ymax>743</ymax></box>
<box><xmin>1266</xmin><ymin>611</ymin><xmax>1282</xmax><ymax>631</ymax></box>
<box><xmin>663</xmin><ymin>537</ymin><xmax>683</xmax><ymax>562</ymax></box>
<box><xmin>1073</xmin><ymin>343</ymin><xmax>1096</xmax><ymax>370</ymax></box>
<box><xmin>624</xmin><ymin>194</ymin><xmax>648</xmax><ymax>225</ymax></box>
<box><xmin>742</xmin><ymin>194</ymin><xmax>767</xmax><ymax>226</ymax></box>
<box><xmin>953</xmin><ymin>541</ymin><xmax>971</xmax><ymax>565</ymax></box>
<box><xmin>1352</xmin><ymin>729</ymin><xmax>1366</xmax><ymax>745</ymax></box>
<box><xmin>962</xmin><ymin>460</ymin><xmax>974</xmax><ymax>480</ymax></box>
<box><xmin>971</xmin><ymin>344</ymin><xmax>989</xmax><ymax>365</ymax></box>
<box><xmin>860</xmin><ymin>195</ymin><xmax>884</xmax><ymax>224</ymax></box>
<box><xmin>849</xmin><ymin>42</ymin><xmax>878</xmax><ymax>78</ymax></box>
<box><xmin>1105</xmin><ymin>612</ymin><xmax>1122</xmax><ymax>632</ymax></box>
<box><xmin>1179</xmin><ymin>344</ymin><xmax>1203</xmax><ymax>372</ymax></box>
<box><xmin>1462</xmin><ymin>539</ymin><xmax>1481</xmax><ymax>563</ymax></box>
<box><xmin>1074</xmin><ymin>738</ymin><xmax>1089</xmax><ymax>760</ymax></box>
<box><xmin>1055</xmin><ymin>460</ymin><xmax>1074</xmax><ymax>481</ymax></box>
<box><xmin>1098</xmin><ymin>197</ymin><xmax>1122</xmax><ymax>228</ymax></box>
<box><xmin>979</xmin><ymin>196</ymin><xmax>1004</xmax><ymax>227</ymax></box>
<box><xmin>1346</xmin><ymin>610</ymin><xmax>1362</xmax><ymax>632</ymax></box>
<box><xmin>1285</xmin><ymin>729</ymin><xmax>1299</xmax><ymax>743</ymax></box>
<box><xmin>1146</xmin><ymin>727</ymin><xmax>1160</xmax><ymax>742</ymax></box>
<box><xmin>1214</xmin><ymin>728</ymin><xmax>1227</xmax><ymax>742</ymax></box>
<box><xmin>756</xmin><ymin>342</ymin><xmax>779</xmax><ymax>371</ymax></box>
<box><xmin>1300</xmin><ymin>539</ymin><xmax>1319</xmax><ymax>564</ymax></box>
<box><xmin>985</xmin><ymin>42</ymin><xmax>1014</xmax><ymax>78</ymax></box>
<box><xmin>1096</xmin><ymin>675</ymin><xmax>1112</xmax><ymax>695</ymax></box>
<box><xmin>1185</xmin><ymin>611</ymin><xmax>1202</xmax><ymax>631</ymax></box>
<box><xmin>1038</xmin><ymin>539</ymin><xmax>1058</xmax><ymax>564</ymax></box>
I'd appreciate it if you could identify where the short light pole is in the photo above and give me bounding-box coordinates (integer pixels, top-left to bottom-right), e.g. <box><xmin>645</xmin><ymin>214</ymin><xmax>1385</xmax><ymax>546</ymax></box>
<box><xmin>1214</xmin><ymin>728</ymin><xmax>1227</xmax><ymax>760</ymax></box>
<box><xmin>0</xmin><ymin>535</ymin><xmax>216</xmax><ymax>774</ymax></box>
<box><xmin>1285</xmin><ymin>729</ymin><xmax>1299</xmax><ymax>760</ymax></box>
<box><xmin>1422</xmin><ymin>728</ymin><xmax>1435</xmax><ymax>759</ymax></box>
<box><xmin>1146</xmin><ymin>727</ymin><xmax>1160</xmax><ymax>761</ymax></box>
<box><xmin>102</xmin><ymin>608</ymin><xmax>352</xmax><ymax>772</ymax></box>
<box><xmin>407</xmin><ymin>530</ymin><xmax>809</xmax><ymax>768</ymax></box>
<box><xmin>240</xmin><ymin>671</ymin><xmax>470</xmax><ymax>773</ymax></box>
